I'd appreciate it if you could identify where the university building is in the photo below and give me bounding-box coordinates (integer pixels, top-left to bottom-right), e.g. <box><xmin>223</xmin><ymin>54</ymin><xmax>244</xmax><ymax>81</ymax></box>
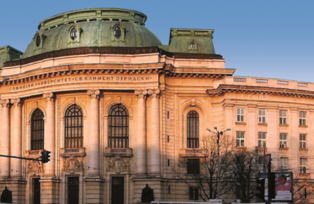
<box><xmin>0</xmin><ymin>7</ymin><xmax>313</xmax><ymax>204</ymax></box>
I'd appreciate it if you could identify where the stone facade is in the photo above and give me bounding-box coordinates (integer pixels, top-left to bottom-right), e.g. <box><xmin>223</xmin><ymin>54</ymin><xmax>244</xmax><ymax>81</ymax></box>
<box><xmin>0</xmin><ymin>7</ymin><xmax>313</xmax><ymax>204</ymax></box>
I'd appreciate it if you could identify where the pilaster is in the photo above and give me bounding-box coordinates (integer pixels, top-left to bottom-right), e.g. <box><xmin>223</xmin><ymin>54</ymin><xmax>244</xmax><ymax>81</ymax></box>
<box><xmin>0</xmin><ymin>99</ymin><xmax>10</xmax><ymax>178</ymax></box>
<box><xmin>11</xmin><ymin>98</ymin><xmax>22</xmax><ymax>179</ymax></box>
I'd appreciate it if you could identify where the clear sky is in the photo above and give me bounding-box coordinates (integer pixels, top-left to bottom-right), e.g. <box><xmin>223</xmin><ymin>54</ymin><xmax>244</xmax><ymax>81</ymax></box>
<box><xmin>1</xmin><ymin>0</ymin><xmax>313</xmax><ymax>82</ymax></box>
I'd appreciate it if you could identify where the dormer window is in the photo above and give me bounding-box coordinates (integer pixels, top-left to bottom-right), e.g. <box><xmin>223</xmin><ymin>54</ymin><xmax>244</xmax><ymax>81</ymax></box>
<box><xmin>190</xmin><ymin>43</ymin><xmax>196</xmax><ymax>49</ymax></box>
<box><xmin>70</xmin><ymin>28</ymin><xmax>77</xmax><ymax>40</ymax></box>
<box><xmin>36</xmin><ymin>35</ymin><xmax>41</xmax><ymax>47</ymax></box>
<box><xmin>113</xmin><ymin>25</ymin><xmax>121</xmax><ymax>39</ymax></box>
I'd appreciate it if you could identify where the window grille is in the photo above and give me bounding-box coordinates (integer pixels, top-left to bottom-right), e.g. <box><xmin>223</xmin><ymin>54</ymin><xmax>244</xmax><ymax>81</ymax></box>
<box><xmin>279</xmin><ymin>133</ymin><xmax>287</xmax><ymax>148</ymax></box>
<box><xmin>279</xmin><ymin>110</ymin><xmax>287</xmax><ymax>124</ymax></box>
<box><xmin>31</xmin><ymin>109</ymin><xmax>44</xmax><ymax>150</ymax></box>
<box><xmin>300</xmin><ymin>134</ymin><xmax>306</xmax><ymax>149</ymax></box>
<box><xmin>187</xmin><ymin>111</ymin><xmax>199</xmax><ymax>148</ymax></box>
<box><xmin>187</xmin><ymin>159</ymin><xmax>200</xmax><ymax>174</ymax></box>
<box><xmin>65</xmin><ymin>104</ymin><xmax>83</xmax><ymax>148</ymax></box>
<box><xmin>236</xmin><ymin>107</ymin><xmax>245</xmax><ymax>122</ymax></box>
<box><xmin>299</xmin><ymin>111</ymin><xmax>306</xmax><ymax>126</ymax></box>
<box><xmin>258</xmin><ymin>132</ymin><xmax>267</xmax><ymax>147</ymax></box>
<box><xmin>236</xmin><ymin>132</ymin><xmax>245</xmax><ymax>147</ymax></box>
<box><xmin>256</xmin><ymin>79</ymin><xmax>268</xmax><ymax>83</ymax></box>
<box><xmin>258</xmin><ymin>109</ymin><xmax>266</xmax><ymax>123</ymax></box>
<box><xmin>278</xmin><ymin>80</ymin><xmax>288</xmax><ymax>85</ymax></box>
<box><xmin>108</xmin><ymin>104</ymin><xmax>129</xmax><ymax>148</ymax></box>
<box><xmin>233</xmin><ymin>78</ymin><xmax>246</xmax><ymax>82</ymax></box>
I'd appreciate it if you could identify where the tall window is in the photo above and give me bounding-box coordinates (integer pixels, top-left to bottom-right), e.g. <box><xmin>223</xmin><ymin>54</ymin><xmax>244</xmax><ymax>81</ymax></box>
<box><xmin>65</xmin><ymin>104</ymin><xmax>83</xmax><ymax>148</ymax></box>
<box><xmin>187</xmin><ymin>159</ymin><xmax>200</xmax><ymax>174</ymax></box>
<box><xmin>300</xmin><ymin>158</ymin><xmax>307</xmax><ymax>173</ymax></box>
<box><xmin>187</xmin><ymin>111</ymin><xmax>199</xmax><ymax>148</ymax></box>
<box><xmin>31</xmin><ymin>109</ymin><xmax>44</xmax><ymax>150</ymax></box>
<box><xmin>236</xmin><ymin>132</ymin><xmax>245</xmax><ymax>147</ymax></box>
<box><xmin>300</xmin><ymin>134</ymin><xmax>306</xmax><ymax>149</ymax></box>
<box><xmin>236</xmin><ymin>107</ymin><xmax>244</xmax><ymax>122</ymax></box>
<box><xmin>279</xmin><ymin>133</ymin><xmax>287</xmax><ymax>148</ymax></box>
<box><xmin>108</xmin><ymin>104</ymin><xmax>129</xmax><ymax>148</ymax></box>
<box><xmin>258</xmin><ymin>132</ymin><xmax>267</xmax><ymax>147</ymax></box>
<box><xmin>299</xmin><ymin>111</ymin><xmax>306</xmax><ymax>126</ymax></box>
<box><xmin>258</xmin><ymin>109</ymin><xmax>266</xmax><ymax>123</ymax></box>
<box><xmin>280</xmin><ymin>157</ymin><xmax>288</xmax><ymax>171</ymax></box>
<box><xmin>189</xmin><ymin>187</ymin><xmax>199</xmax><ymax>200</ymax></box>
<box><xmin>279</xmin><ymin>110</ymin><xmax>287</xmax><ymax>125</ymax></box>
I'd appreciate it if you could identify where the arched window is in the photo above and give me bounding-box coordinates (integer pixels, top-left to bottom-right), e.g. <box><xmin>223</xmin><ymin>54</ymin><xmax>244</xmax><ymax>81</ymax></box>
<box><xmin>65</xmin><ymin>104</ymin><xmax>83</xmax><ymax>148</ymax></box>
<box><xmin>31</xmin><ymin>109</ymin><xmax>45</xmax><ymax>150</ymax></box>
<box><xmin>187</xmin><ymin>111</ymin><xmax>199</xmax><ymax>148</ymax></box>
<box><xmin>108</xmin><ymin>104</ymin><xmax>129</xmax><ymax>148</ymax></box>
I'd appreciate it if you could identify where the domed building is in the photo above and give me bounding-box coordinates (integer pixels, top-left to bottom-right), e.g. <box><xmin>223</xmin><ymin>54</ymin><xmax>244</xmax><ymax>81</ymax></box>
<box><xmin>0</xmin><ymin>7</ymin><xmax>313</xmax><ymax>204</ymax></box>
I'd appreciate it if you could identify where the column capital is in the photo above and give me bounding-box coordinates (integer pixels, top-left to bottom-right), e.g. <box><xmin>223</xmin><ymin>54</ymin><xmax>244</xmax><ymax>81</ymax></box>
<box><xmin>0</xmin><ymin>99</ymin><xmax>10</xmax><ymax>108</ymax></box>
<box><xmin>12</xmin><ymin>98</ymin><xmax>21</xmax><ymax>107</ymax></box>
<box><xmin>88</xmin><ymin>89</ymin><xmax>100</xmax><ymax>99</ymax></box>
<box><xmin>43</xmin><ymin>92</ymin><xmax>54</xmax><ymax>102</ymax></box>
<box><xmin>148</xmin><ymin>88</ymin><xmax>160</xmax><ymax>98</ymax></box>
<box><xmin>135</xmin><ymin>89</ymin><xmax>148</xmax><ymax>99</ymax></box>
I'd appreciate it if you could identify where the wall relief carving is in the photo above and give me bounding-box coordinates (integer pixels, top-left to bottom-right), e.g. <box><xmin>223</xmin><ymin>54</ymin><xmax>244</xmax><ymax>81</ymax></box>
<box><xmin>63</xmin><ymin>156</ymin><xmax>84</xmax><ymax>174</ymax></box>
<box><xmin>27</xmin><ymin>161</ymin><xmax>44</xmax><ymax>176</ymax></box>
<box><xmin>107</xmin><ymin>155</ymin><xmax>130</xmax><ymax>174</ymax></box>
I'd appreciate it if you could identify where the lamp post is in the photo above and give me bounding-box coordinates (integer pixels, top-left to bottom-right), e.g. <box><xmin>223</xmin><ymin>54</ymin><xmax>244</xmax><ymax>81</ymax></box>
<box><xmin>206</xmin><ymin>127</ymin><xmax>231</xmax><ymax>199</ymax></box>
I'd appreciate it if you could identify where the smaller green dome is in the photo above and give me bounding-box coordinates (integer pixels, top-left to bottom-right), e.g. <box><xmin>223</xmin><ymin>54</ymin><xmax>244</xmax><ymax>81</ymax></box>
<box><xmin>23</xmin><ymin>8</ymin><xmax>161</xmax><ymax>58</ymax></box>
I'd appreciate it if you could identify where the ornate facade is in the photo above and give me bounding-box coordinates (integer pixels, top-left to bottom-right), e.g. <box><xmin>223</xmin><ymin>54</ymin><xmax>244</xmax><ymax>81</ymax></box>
<box><xmin>0</xmin><ymin>7</ymin><xmax>313</xmax><ymax>204</ymax></box>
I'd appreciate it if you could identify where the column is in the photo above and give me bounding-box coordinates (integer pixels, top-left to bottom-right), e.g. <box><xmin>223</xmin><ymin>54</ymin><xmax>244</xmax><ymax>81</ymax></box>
<box><xmin>0</xmin><ymin>99</ymin><xmax>10</xmax><ymax>178</ymax></box>
<box><xmin>148</xmin><ymin>89</ymin><xmax>161</xmax><ymax>174</ymax></box>
<box><xmin>135</xmin><ymin>89</ymin><xmax>147</xmax><ymax>174</ymax></box>
<box><xmin>247</xmin><ymin>104</ymin><xmax>257</xmax><ymax>146</ymax></box>
<box><xmin>43</xmin><ymin>92</ymin><xmax>55</xmax><ymax>177</ymax></box>
<box><xmin>11</xmin><ymin>98</ymin><xmax>22</xmax><ymax>178</ymax></box>
<box><xmin>87</xmin><ymin>89</ymin><xmax>100</xmax><ymax>176</ymax></box>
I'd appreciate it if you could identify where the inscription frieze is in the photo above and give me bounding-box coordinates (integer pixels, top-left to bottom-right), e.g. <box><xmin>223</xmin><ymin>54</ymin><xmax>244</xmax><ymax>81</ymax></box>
<box><xmin>7</xmin><ymin>74</ymin><xmax>157</xmax><ymax>92</ymax></box>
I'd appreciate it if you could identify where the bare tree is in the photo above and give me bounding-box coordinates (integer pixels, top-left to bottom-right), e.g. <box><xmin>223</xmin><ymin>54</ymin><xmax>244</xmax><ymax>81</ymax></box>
<box><xmin>176</xmin><ymin>132</ymin><xmax>235</xmax><ymax>201</ymax></box>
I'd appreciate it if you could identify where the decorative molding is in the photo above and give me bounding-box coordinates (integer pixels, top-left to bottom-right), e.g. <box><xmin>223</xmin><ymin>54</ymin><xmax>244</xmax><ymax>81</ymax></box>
<box><xmin>87</xmin><ymin>89</ymin><xmax>100</xmax><ymax>99</ymax></box>
<box><xmin>110</xmin><ymin>23</ymin><xmax>125</xmax><ymax>43</ymax></box>
<box><xmin>0</xmin><ymin>99</ymin><xmax>10</xmax><ymax>108</ymax></box>
<box><xmin>63</xmin><ymin>156</ymin><xmax>84</xmax><ymax>174</ymax></box>
<box><xmin>148</xmin><ymin>88</ymin><xmax>160</xmax><ymax>98</ymax></box>
<box><xmin>106</xmin><ymin>155</ymin><xmax>130</xmax><ymax>174</ymax></box>
<box><xmin>11</xmin><ymin>98</ymin><xmax>21</xmax><ymax>107</ymax></box>
<box><xmin>135</xmin><ymin>89</ymin><xmax>148</xmax><ymax>99</ymax></box>
<box><xmin>67</xmin><ymin>24</ymin><xmax>82</xmax><ymax>44</ymax></box>
<box><xmin>43</xmin><ymin>92</ymin><xmax>54</xmax><ymax>102</ymax></box>
<box><xmin>33</xmin><ymin>31</ymin><xmax>46</xmax><ymax>51</ymax></box>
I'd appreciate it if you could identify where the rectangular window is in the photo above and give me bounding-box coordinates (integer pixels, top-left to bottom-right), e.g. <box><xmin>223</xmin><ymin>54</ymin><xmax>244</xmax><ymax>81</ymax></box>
<box><xmin>168</xmin><ymin>159</ymin><xmax>170</xmax><ymax>166</ymax></box>
<box><xmin>279</xmin><ymin>110</ymin><xmax>287</xmax><ymax>125</ymax></box>
<box><xmin>300</xmin><ymin>134</ymin><xmax>306</xmax><ymax>149</ymax></box>
<box><xmin>300</xmin><ymin>111</ymin><xmax>306</xmax><ymax>126</ymax></box>
<box><xmin>300</xmin><ymin>158</ymin><xmax>307</xmax><ymax>173</ymax></box>
<box><xmin>258</xmin><ymin>109</ymin><xmax>266</xmax><ymax>123</ymax></box>
<box><xmin>280</xmin><ymin>157</ymin><xmax>288</xmax><ymax>170</ymax></box>
<box><xmin>189</xmin><ymin>187</ymin><xmax>199</xmax><ymax>200</ymax></box>
<box><xmin>168</xmin><ymin>186</ymin><xmax>171</xmax><ymax>194</ymax></box>
<box><xmin>167</xmin><ymin>135</ymin><xmax>169</xmax><ymax>142</ymax></box>
<box><xmin>236</xmin><ymin>107</ymin><xmax>245</xmax><ymax>122</ymax></box>
<box><xmin>236</xmin><ymin>132</ymin><xmax>245</xmax><ymax>147</ymax></box>
<box><xmin>187</xmin><ymin>159</ymin><xmax>200</xmax><ymax>174</ymax></box>
<box><xmin>258</xmin><ymin>132</ymin><xmax>267</xmax><ymax>147</ymax></box>
<box><xmin>279</xmin><ymin>133</ymin><xmax>287</xmax><ymax>148</ymax></box>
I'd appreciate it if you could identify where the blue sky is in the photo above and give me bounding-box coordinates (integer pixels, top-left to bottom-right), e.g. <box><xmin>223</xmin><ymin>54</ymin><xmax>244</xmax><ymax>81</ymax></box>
<box><xmin>1</xmin><ymin>0</ymin><xmax>313</xmax><ymax>82</ymax></box>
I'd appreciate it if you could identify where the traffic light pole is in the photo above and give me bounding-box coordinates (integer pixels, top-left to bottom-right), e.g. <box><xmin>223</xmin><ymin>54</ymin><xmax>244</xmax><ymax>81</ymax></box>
<box><xmin>0</xmin><ymin>154</ymin><xmax>39</xmax><ymax>161</ymax></box>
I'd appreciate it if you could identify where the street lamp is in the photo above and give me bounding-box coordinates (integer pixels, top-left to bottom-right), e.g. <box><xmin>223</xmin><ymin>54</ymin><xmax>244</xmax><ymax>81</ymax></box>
<box><xmin>206</xmin><ymin>127</ymin><xmax>231</xmax><ymax>199</ymax></box>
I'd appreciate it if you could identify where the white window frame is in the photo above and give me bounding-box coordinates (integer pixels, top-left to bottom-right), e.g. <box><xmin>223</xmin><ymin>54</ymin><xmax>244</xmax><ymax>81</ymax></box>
<box><xmin>279</xmin><ymin>133</ymin><xmax>287</xmax><ymax>148</ymax></box>
<box><xmin>300</xmin><ymin>134</ymin><xmax>306</xmax><ymax>149</ymax></box>
<box><xmin>258</xmin><ymin>109</ymin><xmax>266</xmax><ymax>123</ymax></box>
<box><xmin>299</xmin><ymin>111</ymin><xmax>306</xmax><ymax>126</ymax></box>
<box><xmin>236</xmin><ymin>132</ymin><xmax>245</xmax><ymax>147</ymax></box>
<box><xmin>236</xmin><ymin>107</ymin><xmax>245</xmax><ymax>122</ymax></box>
<box><xmin>258</xmin><ymin>132</ymin><xmax>267</xmax><ymax>147</ymax></box>
<box><xmin>279</xmin><ymin>110</ymin><xmax>287</xmax><ymax>125</ymax></box>
<box><xmin>280</xmin><ymin>157</ymin><xmax>288</xmax><ymax>171</ymax></box>
<box><xmin>300</xmin><ymin>158</ymin><xmax>307</xmax><ymax>173</ymax></box>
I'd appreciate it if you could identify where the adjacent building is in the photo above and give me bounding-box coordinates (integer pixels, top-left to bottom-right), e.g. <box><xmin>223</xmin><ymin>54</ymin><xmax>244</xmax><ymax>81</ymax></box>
<box><xmin>0</xmin><ymin>7</ymin><xmax>313</xmax><ymax>204</ymax></box>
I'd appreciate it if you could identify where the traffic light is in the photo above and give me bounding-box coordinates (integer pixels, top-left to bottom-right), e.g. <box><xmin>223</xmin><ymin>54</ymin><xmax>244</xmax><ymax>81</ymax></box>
<box><xmin>40</xmin><ymin>150</ymin><xmax>51</xmax><ymax>163</ymax></box>
<box><xmin>256</xmin><ymin>178</ymin><xmax>265</xmax><ymax>201</ymax></box>
<box><xmin>268</xmin><ymin>172</ymin><xmax>276</xmax><ymax>199</ymax></box>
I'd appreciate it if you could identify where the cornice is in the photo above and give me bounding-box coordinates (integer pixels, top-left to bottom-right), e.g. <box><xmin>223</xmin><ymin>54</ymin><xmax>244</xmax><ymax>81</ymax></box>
<box><xmin>206</xmin><ymin>84</ymin><xmax>314</xmax><ymax>99</ymax></box>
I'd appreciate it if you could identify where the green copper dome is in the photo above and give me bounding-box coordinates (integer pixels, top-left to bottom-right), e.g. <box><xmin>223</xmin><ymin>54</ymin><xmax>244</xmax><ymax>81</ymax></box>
<box><xmin>23</xmin><ymin>8</ymin><xmax>161</xmax><ymax>58</ymax></box>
